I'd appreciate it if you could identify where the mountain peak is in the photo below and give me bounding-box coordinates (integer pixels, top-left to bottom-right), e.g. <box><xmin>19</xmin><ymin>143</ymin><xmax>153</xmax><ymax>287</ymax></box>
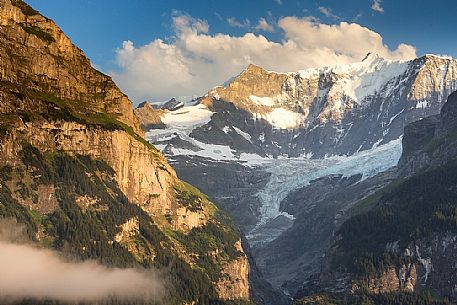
<box><xmin>243</xmin><ymin>63</ymin><xmax>268</xmax><ymax>75</ymax></box>
<box><xmin>421</xmin><ymin>53</ymin><xmax>454</xmax><ymax>61</ymax></box>
<box><xmin>137</xmin><ymin>101</ymin><xmax>153</xmax><ymax>109</ymax></box>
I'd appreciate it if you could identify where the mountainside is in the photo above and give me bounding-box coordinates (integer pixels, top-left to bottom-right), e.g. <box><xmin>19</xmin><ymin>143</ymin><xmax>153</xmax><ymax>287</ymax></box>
<box><xmin>136</xmin><ymin>51</ymin><xmax>457</xmax><ymax>299</ymax></box>
<box><xmin>294</xmin><ymin>91</ymin><xmax>457</xmax><ymax>304</ymax></box>
<box><xmin>0</xmin><ymin>1</ymin><xmax>255</xmax><ymax>304</ymax></box>
<box><xmin>137</xmin><ymin>53</ymin><xmax>457</xmax><ymax>230</ymax></box>
<box><xmin>135</xmin><ymin>54</ymin><xmax>457</xmax><ymax>230</ymax></box>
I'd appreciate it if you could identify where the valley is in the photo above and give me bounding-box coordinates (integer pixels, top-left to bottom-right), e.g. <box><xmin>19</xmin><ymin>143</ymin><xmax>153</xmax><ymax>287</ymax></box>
<box><xmin>2</xmin><ymin>0</ymin><xmax>457</xmax><ymax>304</ymax></box>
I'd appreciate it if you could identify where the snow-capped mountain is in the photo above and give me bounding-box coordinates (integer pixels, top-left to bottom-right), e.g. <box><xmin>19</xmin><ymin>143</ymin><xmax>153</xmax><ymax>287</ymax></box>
<box><xmin>136</xmin><ymin>54</ymin><xmax>457</xmax><ymax>295</ymax></box>
<box><xmin>140</xmin><ymin>53</ymin><xmax>457</xmax><ymax>159</ymax></box>
<box><xmin>135</xmin><ymin>53</ymin><xmax>457</xmax><ymax>234</ymax></box>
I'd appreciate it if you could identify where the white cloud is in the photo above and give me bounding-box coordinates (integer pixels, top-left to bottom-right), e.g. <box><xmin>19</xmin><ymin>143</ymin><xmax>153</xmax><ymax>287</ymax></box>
<box><xmin>255</xmin><ymin>17</ymin><xmax>275</xmax><ymax>33</ymax></box>
<box><xmin>173</xmin><ymin>12</ymin><xmax>209</xmax><ymax>34</ymax></box>
<box><xmin>318</xmin><ymin>6</ymin><xmax>340</xmax><ymax>20</ymax></box>
<box><xmin>227</xmin><ymin>17</ymin><xmax>251</xmax><ymax>28</ymax></box>
<box><xmin>274</xmin><ymin>0</ymin><xmax>283</xmax><ymax>4</ymax></box>
<box><xmin>111</xmin><ymin>14</ymin><xmax>416</xmax><ymax>103</ymax></box>
<box><xmin>0</xmin><ymin>219</ymin><xmax>163</xmax><ymax>303</ymax></box>
<box><xmin>371</xmin><ymin>0</ymin><xmax>384</xmax><ymax>13</ymax></box>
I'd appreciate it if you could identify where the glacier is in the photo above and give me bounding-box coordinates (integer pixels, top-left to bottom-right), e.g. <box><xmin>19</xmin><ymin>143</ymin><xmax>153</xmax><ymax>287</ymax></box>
<box><xmin>247</xmin><ymin>137</ymin><xmax>403</xmax><ymax>245</ymax></box>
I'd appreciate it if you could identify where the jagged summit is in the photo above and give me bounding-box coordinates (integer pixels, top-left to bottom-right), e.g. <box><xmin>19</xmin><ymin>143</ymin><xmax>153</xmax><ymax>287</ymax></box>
<box><xmin>422</xmin><ymin>53</ymin><xmax>454</xmax><ymax>60</ymax></box>
<box><xmin>137</xmin><ymin>101</ymin><xmax>153</xmax><ymax>108</ymax></box>
<box><xmin>244</xmin><ymin>63</ymin><xmax>267</xmax><ymax>74</ymax></box>
<box><xmin>161</xmin><ymin>97</ymin><xmax>184</xmax><ymax>111</ymax></box>
<box><xmin>197</xmin><ymin>53</ymin><xmax>456</xmax><ymax>133</ymax></box>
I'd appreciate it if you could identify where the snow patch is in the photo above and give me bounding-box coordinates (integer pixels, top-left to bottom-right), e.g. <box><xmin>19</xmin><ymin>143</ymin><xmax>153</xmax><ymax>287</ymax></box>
<box><xmin>256</xmin><ymin>108</ymin><xmax>305</xmax><ymax>130</ymax></box>
<box><xmin>233</xmin><ymin>126</ymin><xmax>252</xmax><ymax>142</ymax></box>
<box><xmin>147</xmin><ymin>127</ymin><xmax>266</xmax><ymax>167</ymax></box>
<box><xmin>161</xmin><ymin>104</ymin><xmax>213</xmax><ymax>131</ymax></box>
<box><xmin>415</xmin><ymin>245</ymin><xmax>433</xmax><ymax>282</ymax></box>
<box><xmin>416</xmin><ymin>100</ymin><xmax>429</xmax><ymax>109</ymax></box>
<box><xmin>389</xmin><ymin>108</ymin><xmax>405</xmax><ymax>125</ymax></box>
<box><xmin>249</xmin><ymin>95</ymin><xmax>276</xmax><ymax>107</ymax></box>
<box><xmin>259</xmin><ymin>133</ymin><xmax>265</xmax><ymax>142</ymax></box>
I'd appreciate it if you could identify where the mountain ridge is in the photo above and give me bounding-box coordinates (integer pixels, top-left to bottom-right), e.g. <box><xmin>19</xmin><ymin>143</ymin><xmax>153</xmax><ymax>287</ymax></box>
<box><xmin>139</xmin><ymin>52</ymin><xmax>457</xmax><ymax>159</ymax></box>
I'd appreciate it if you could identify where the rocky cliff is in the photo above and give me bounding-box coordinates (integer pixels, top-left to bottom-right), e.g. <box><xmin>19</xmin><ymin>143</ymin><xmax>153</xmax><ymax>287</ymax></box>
<box><xmin>0</xmin><ymin>1</ymin><xmax>252</xmax><ymax>304</ymax></box>
<box><xmin>399</xmin><ymin>91</ymin><xmax>457</xmax><ymax>176</ymax></box>
<box><xmin>0</xmin><ymin>0</ymin><xmax>140</xmax><ymax>134</ymax></box>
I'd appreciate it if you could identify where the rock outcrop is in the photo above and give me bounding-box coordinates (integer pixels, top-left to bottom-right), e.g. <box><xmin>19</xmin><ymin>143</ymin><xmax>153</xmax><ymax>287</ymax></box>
<box><xmin>0</xmin><ymin>0</ymin><xmax>140</xmax><ymax>134</ymax></box>
<box><xmin>399</xmin><ymin>91</ymin><xmax>457</xmax><ymax>175</ymax></box>
<box><xmin>134</xmin><ymin>101</ymin><xmax>166</xmax><ymax>130</ymax></box>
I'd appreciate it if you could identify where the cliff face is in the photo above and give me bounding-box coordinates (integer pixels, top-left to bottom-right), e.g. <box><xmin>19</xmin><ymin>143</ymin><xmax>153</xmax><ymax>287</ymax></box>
<box><xmin>2</xmin><ymin>122</ymin><xmax>181</xmax><ymax>226</ymax></box>
<box><xmin>350</xmin><ymin>233</ymin><xmax>457</xmax><ymax>298</ymax></box>
<box><xmin>0</xmin><ymin>0</ymin><xmax>140</xmax><ymax>134</ymax></box>
<box><xmin>313</xmin><ymin>232</ymin><xmax>457</xmax><ymax>301</ymax></box>
<box><xmin>217</xmin><ymin>240</ymin><xmax>250</xmax><ymax>299</ymax></box>
<box><xmin>0</xmin><ymin>1</ymin><xmax>250</xmax><ymax>303</ymax></box>
<box><xmin>399</xmin><ymin>91</ymin><xmax>457</xmax><ymax>176</ymax></box>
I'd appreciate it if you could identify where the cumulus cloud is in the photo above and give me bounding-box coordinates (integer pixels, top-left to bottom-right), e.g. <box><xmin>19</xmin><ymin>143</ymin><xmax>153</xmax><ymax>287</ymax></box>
<box><xmin>255</xmin><ymin>17</ymin><xmax>275</xmax><ymax>33</ymax></box>
<box><xmin>111</xmin><ymin>14</ymin><xmax>416</xmax><ymax>103</ymax></box>
<box><xmin>0</xmin><ymin>219</ymin><xmax>163</xmax><ymax>303</ymax></box>
<box><xmin>371</xmin><ymin>0</ymin><xmax>384</xmax><ymax>13</ymax></box>
<box><xmin>172</xmin><ymin>12</ymin><xmax>209</xmax><ymax>34</ymax></box>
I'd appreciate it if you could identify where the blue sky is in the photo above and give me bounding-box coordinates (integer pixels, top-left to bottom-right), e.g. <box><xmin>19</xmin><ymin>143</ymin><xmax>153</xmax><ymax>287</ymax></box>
<box><xmin>26</xmin><ymin>0</ymin><xmax>457</xmax><ymax>103</ymax></box>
